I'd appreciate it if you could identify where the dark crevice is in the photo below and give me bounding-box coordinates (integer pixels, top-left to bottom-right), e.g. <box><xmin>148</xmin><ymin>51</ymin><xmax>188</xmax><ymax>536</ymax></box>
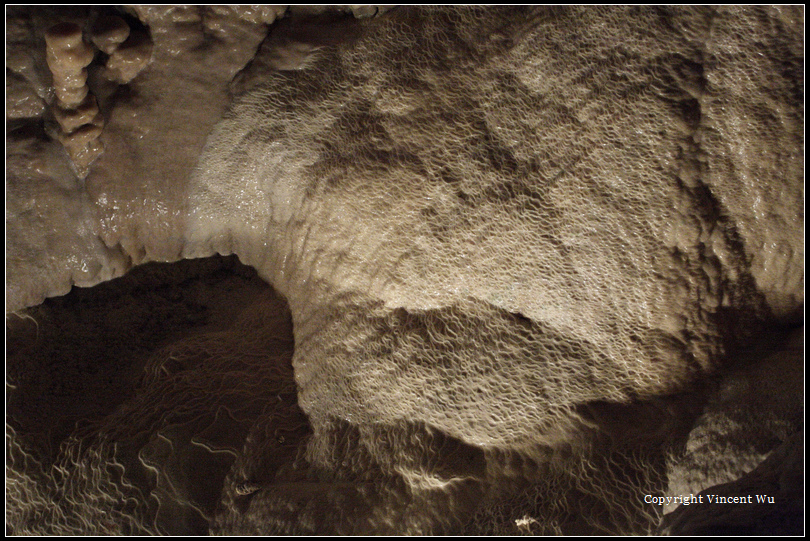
<box><xmin>6</xmin><ymin>255</ymin><xmax>303</xmax><ymax>535</ymax></box>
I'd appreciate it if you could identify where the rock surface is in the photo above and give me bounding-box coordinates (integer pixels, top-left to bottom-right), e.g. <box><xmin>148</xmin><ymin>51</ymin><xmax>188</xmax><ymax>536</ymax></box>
<box><xmin>660</xmin><ymin>430</ymin><xmax>804</xmax><ymax>535</ymax></box>
<box><xmin>6</xmin><ymin>5</ymin><xmax>804</xmax><ymax>535</ymax></box>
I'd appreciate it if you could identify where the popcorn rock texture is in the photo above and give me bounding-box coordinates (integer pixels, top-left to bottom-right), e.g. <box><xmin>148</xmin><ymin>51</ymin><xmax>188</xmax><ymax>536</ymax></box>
<box><xmin>6</xmin><ymin>6</ymin><xmax>804</xmax><ymax>535</ymax></box>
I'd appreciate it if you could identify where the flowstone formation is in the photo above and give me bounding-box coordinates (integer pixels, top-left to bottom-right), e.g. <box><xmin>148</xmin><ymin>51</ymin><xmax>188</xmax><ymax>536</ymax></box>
<box><xmin>6</xmin><ymin>6</ymin><xmax>804</xmax><ymax>535</ymax></box>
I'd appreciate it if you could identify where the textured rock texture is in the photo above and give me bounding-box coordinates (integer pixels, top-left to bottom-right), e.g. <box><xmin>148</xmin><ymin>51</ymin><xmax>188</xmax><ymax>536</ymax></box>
<box><xmin>660</xmin><ymin>430</ymin><xmax>804</xmax><ymax>535</ymax></box>
<box><xmin>6</xmin><ymin>5</ymin><xmax>804</xmax><ymax>535</ymax></box>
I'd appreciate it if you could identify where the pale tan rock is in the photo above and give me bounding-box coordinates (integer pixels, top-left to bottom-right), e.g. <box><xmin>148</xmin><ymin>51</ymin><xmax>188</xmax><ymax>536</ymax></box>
<box><xmin>52</xmin><ymin>77</ymin><xmax>90</xmax><ymax>108</ymax></box>
<box><xmin>44</xmin><ymin>22</ymin><xmax>86</xmax><ymax>53</ymax></box>
<box><xmin>6</xmin><ymin>74</ymin><xmax>47</xmax><ymax>118</ymax></box>
<box><xmin>56</xmin><ymin>122</ymin><xmax>103</xmax><ymax>153</ymax></box>
<box><xmin>45</xmin><ymin>23</ymin><xmax>95</xmax><ymax>109</ymax></box>
<box><xmin>52</xmin><ymin>95</ymin><xmax>100</xmax><ymax>133</ymax></box>
<box><xmin>42</xmin><ymin>20</ymin><xmax>104</xmax><ymax>176</ymax></box>
<box><xmin>127</xmin><ymin>5</ymin><xmax>204</xmax><ymax>55</ymax></box>
<box><xmin>58</xmin><ymin>124</ymin><xmax>105</xmax><ymax>178</ymax></box>
<box><xmin>91</xmin><ymin>15</ymin><xmax>130</xmax><ymax>55</ymax></box>
<box><xmin>349</xmin><ymin>5</ymin><xmax>379</xmax><ymax>18</ymax></box>
<box><xmin>44</xmin><ymin>23</ymin><xmax>94</xmax><ymax>73</ymax></box>
<box><xmin>105</xmin><ymin>29</ymin><xmax>153</xmax><ymax>84</ymax></box>
<box><xmin>230</xmin><ymin>5</ymin><xmax>289</xmax><ymax>25</ymax></box>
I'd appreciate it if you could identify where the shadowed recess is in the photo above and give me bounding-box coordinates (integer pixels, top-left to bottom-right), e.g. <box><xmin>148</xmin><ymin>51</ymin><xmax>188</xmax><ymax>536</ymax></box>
<box><xmin>7</xmin><ymin>255</ymin><xmax>305</xmax><ymax>535</ymax></box>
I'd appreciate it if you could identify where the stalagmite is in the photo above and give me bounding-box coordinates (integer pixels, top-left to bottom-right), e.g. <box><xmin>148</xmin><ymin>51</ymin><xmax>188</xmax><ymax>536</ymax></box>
<box><xmin>44</xmin><ymin>22</ymin><xmax>103</xmax><ymax>177</ymax></box>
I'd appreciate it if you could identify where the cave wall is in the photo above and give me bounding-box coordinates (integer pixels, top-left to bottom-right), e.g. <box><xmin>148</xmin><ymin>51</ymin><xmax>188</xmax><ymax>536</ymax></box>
<box><xmin>6</xmin><ymin>5</ymin><xmax>804</xmax><ymax>535</ymax></box>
